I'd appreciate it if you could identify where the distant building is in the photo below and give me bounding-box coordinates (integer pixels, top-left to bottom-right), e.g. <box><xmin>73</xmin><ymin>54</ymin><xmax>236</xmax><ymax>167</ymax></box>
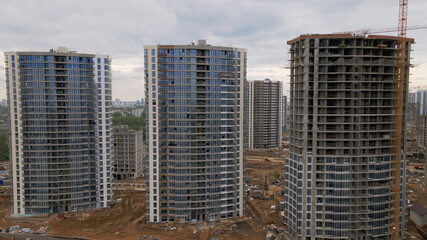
<box><xmin>112</xmin><ymin>126</ymin><xmax>144</xmax><ymax>180</ymax></box>
<box><xmin>4</xmin><ymin>47</ymin><xmax>113</xmax><ymax>215</ymax></box>
<box><xmin>411</xmin><ymin>90</ymin><xmax>427</xmax><ymax>115</ymax></box>
<box><xmin>247</xmin><ymin>79</ymin><xmax>283</xmax><ymax>149</ymax></box>
<box><xmin>417</xmin><ymin>115</ymin><xmax>427</xmax><ymax>149</ymax></box>
<box><xmin>131</xmin><ymin>108</ymin><xmax>144</xmax><ymax>117</ymax></box>
<box><xmin>113</xmin><ymin>100</ymin><xmax>139</xmax><ymax>108</ymax></box>
<box><xmin>282</xmin><ymin>95</ymin><xmax>288</xmax><ymax>133</ymax></box>
<box><xmin>0</xmin><ymin>99</ymin><xmax>7</xmax><ymax>107</ymax></box>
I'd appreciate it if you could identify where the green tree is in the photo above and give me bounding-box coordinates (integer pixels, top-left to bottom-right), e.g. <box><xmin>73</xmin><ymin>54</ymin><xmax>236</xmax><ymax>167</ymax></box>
<box><xmin>272</xmin><ymin>170</ymin><xmax>280</xmax><ymax>180</ymax></box>
<box><xmin>0</xmin><ymin>131</ymin><xmax>9</xmax><ymax>162</ymax></box>
<box><xmin>113</xmin><ymin>114</ymin><xmax>146</xmax><ymax>139</ymax></box>
<box><xmin>112</xmin><ymin>111</ymin><xmax>122</xmax><ymax>117</ymax></box>
<box><xmin>113</xmin><ymin>114</ymin><xmax>146</xmax><ymax>140</ymax></box>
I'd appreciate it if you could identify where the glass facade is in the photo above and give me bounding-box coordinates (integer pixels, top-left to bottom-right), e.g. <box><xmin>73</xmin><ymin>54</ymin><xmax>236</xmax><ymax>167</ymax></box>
<box><xmin>144</xmin><ymin>42</ymin><xmax>246</xmax><ymax>222</ymax></box>
<box><xmin>5</xmin><ymin>49</ymin><xmax>112</xmax><ymax>215</ymax></box>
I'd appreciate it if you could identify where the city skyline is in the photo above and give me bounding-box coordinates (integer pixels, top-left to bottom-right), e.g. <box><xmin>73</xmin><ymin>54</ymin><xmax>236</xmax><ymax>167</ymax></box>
<box><xmin>1</xmin><ymin>0</ymin><xmax>427</xmax><ymax>101</ymax></box>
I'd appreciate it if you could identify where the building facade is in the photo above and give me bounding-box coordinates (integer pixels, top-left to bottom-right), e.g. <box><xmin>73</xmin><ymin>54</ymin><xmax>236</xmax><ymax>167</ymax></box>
<box><xmin>247</xmin><ymin>79</ymin><xmax>283</xmax><ymax>149</ymax></box>
<box><xmin>131</xmin><ymin>108</ymin><xmax>144</xmax><ymax>117</ymax></box>
<box><xmin>112</xmin><ymin>125</ymin><xmax>144</xmax><ymax>180</ymax></box>
<box><xmin>417</xmin><ymin>115</ymin><xmax>427</xmax><ymax>149</ymax></box>
<box><xmin>144</xmin><ymin>40</ymin><xmax>246</xmax><ymax>223</ymax></box>
<box><xmin>410</xmin><ymin>89</ymin><xmax>427</xmax><ymax>115</ymax></box>
<box><xmin>282</xmin><ymin>95</ymin><xmax>288</xmax><ymax>133</ymax></box>
<box><xmin>5</xmin><ymin>47</ymin><xmax>113</xmax><ymax>215</ymax></box>
<box><xmin>284</xmin><ymin>35</ymin><xmax>412</xmax><ymax>239</ymax></box>
<box><xmin>95</xmin><ymin>54</ymin><xmax>113</xmax><ymax>208</ymax></box>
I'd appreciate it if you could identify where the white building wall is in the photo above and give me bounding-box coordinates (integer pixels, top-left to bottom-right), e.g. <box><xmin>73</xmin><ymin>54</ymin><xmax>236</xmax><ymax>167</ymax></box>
<box><xmin>247</xmin><ymin>81</ymin><xmax>254</xmax><ymax>149</ymax></box>
<box><xmin>94</xmin><ymin>55</ymin><xmax>113</xmax><ymax>208</ymax></box>
<box><xmin>144</xmin><ymin>45</ymin><xmax>160</xmax><ymax>222</ymax></box>
<box><xmin>4</xmin><ymin>52</ymin><xmax>25</xmax><ymax>215</ymax></box>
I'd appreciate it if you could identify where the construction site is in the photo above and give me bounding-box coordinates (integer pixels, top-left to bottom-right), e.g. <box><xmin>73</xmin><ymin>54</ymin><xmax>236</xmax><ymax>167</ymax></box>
<box><xmin>0</xmin><ymin>150</ymin><xmax>287</xmax><ymax>240</ymax></box>
<box><xmin>1</xmin><ymin>0</ymin><xmax>427</xmax><ymax>240</ymax></box>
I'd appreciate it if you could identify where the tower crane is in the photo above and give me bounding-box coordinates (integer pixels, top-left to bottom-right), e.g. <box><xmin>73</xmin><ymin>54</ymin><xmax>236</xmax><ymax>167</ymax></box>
<box><xmin>392</xmin><ymin>0</ymin><xmax>408</xmax><ymax>239</ymax></box>
<box><xmin>332</xmin><ymin>25</ymin><xmax>426</xmax><ymax>36</ymax></box>
<box><xmin>333</xmin><ymin>1</ymin><xmax>417</xmax><ymax>239</ymax></box>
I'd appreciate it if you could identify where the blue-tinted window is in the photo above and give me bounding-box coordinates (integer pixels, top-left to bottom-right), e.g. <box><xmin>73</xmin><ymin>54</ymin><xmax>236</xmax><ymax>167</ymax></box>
<box><xmin>104</xmin><ymin>58</ymin><xmax>108</xmax><ymax>64</ymax></box>
<box><xmin>151</xmin><ymin>49</ymin><xmax>155</xmax><ymax>55</ymax></box>
<box><xmin>11</xmin><ymin>56</ymin><xmax>15</xmax><ymax>61</ymax></box>
<box><xmin>97</xmin><ymin>58</ymin><xmax>101</xmax><ymax>64</ymax></box>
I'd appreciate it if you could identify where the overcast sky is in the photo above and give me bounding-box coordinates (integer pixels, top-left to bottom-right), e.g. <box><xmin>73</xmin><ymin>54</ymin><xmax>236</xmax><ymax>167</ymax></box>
<box><xmin>1</xmin><ymin>0</ymin><xmax>426</xmax><ymax>100</ymax></box>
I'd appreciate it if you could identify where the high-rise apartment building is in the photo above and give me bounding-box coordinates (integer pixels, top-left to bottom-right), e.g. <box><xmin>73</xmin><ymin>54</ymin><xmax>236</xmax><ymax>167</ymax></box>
<box><xmin>95</xmin><ymin>54</ymin><xmax>114</xmax><ymax>208</ymax></box>
<box><xmin>144</xmin><ymin>40</ymin><xmax>246</xmax><ymax>223</ymax></box>
<box><xmin>112</xmin><ymin>125</ymin><xmax>144</xmax><ymax>180</ymax></box>
<box><xmin>416</xmin><ymin>115</ymin><xmax>427</xmax><ymax>149</ymax></box>
<box><xmin>284</xmin><ymin>35</ymin><xmax>412</xmax><ymax>239</ymax></box>
<box><xmin>5</xmin><ymin>47</ymin><xmax>113</xmax><ymax>215</ymax></box>
<box><xmin>282</xmin><ymin>95</ymin><xmax>288</xmax><ymax>133</ymax></box>
<box><xmin>247</xmin><ymin>79</ymin><xmax>283</xmax><ymax>149</ymax></box>
<box><xmin>409</xmin><ymin>89</ymin><xmax>427</xmax><ymax>115</ymax></box>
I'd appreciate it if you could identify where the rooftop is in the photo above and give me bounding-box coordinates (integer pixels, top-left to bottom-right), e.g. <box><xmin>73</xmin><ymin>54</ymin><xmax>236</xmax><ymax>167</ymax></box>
<box><xmin>411</xmin><ymin>203</ymin><xmax>427</xmax><ymax>216</ymax></box>
<box><xmin>287</xmin><ymin>33</ymin><xmax>415</xmax><ymax>44</ymax></box>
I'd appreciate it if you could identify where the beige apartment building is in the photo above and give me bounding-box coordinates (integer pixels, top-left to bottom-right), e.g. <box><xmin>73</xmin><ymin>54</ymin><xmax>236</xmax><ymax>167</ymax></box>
<box><xmin>112</xmin><ymin>125</ymin><xmax>144</xmax><ymax>180</ymax></box>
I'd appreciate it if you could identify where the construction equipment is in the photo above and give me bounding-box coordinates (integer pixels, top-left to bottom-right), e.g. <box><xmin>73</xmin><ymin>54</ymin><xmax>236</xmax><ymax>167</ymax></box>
<box><xmin>391</xmin><ymin>0</ymin><xmax>408</xmax><ymax>239</ymax></box>
<box><xmin>337</xmin><ymin>1</ymin><xmax>420</xmax><ymax>238</ymax></box>
<box><xmin>333</xmin><ymin>25</ymin><xmax>426</xmax><ymax>36</ymax></box>
<box><xmin>264</xmin><ymin>175</ymin><xmax>269</xmax><ymax>191</ymax></box>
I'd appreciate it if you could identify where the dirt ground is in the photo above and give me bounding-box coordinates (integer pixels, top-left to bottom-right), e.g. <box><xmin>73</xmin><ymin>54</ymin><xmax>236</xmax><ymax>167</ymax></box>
<box><xmin>247</xmin><ymin>147</ymin><xmax>289</xmax><ymax>159</ymax></box>
<box><xmin>0</xmin><ymin>190</ymin><xmax>267</xmax><ymax>240</ymax></box>
<box><xmin>406</xmin><ymin>169</ymin><xmax>427</xmax><ymax>238</ymax></box>
<box><xmin>408</xmin><ymin>173</ymin><xmax>427</xmax><ymax>206</ymax></box>
<box><xmin>0</xmin><ymin>150</ymin><xmax>287</xmax><ymax>240</ymax></box>
<box><xmin>245</xmin><ymin>151</ymin><xmax>286</xmax><ymax>233</ymax></box>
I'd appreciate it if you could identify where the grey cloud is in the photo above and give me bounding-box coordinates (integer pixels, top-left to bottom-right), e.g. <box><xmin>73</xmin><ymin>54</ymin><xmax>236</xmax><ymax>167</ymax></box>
<box><xmin>0</xmin><ymin>0</ymin><xmax>426</xmax><ymax>100</ymax></box>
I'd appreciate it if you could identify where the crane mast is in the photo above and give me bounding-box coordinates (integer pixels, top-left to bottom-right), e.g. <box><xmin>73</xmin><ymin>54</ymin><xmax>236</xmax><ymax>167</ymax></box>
<box><xmin>391</xmin><ymin>0</ymin><xmax>408</xmax><ymax>239</ymax></box>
